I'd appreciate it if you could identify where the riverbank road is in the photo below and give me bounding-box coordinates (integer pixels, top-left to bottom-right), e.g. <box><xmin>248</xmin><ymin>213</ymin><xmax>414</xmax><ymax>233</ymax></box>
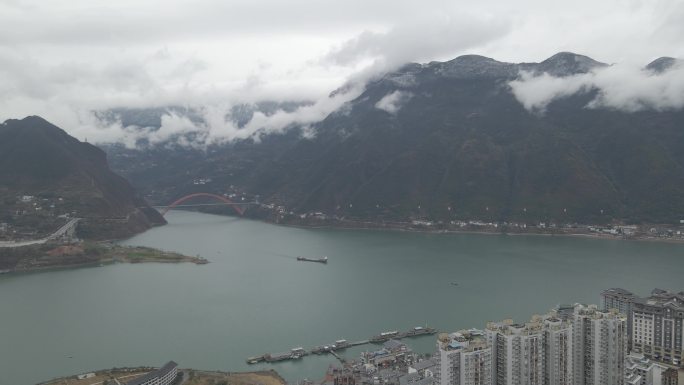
<box><xmin>0</xmin><ymin>218</ymin><xmax>79</xmax><ymax>248</ymax></box>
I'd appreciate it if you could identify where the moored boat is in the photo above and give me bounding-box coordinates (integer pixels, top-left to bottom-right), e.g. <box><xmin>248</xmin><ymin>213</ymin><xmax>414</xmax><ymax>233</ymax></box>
<box><xmin>296</xmin><ymin>256</ymin><xmax>328</xmax><ymax>264</ymax></box>
<box><xmin>370</xmin><ymin>330</ymin><xmax>399</xmax><ymax>343</ymax></box>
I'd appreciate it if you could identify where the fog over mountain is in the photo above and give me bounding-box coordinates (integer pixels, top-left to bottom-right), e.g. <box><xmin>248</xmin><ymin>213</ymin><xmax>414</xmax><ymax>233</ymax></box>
<box><xmin>511</xmin><ymin>57</ymin><xmax>684</xmax><ymax>113</ymax></box>
<box><xmin>4</xmin><ymin>3</ymin><xmax>684</xmax><ymax>385</ymax></box>
<box><xmin>77</xmin><ymin>53</ymin><xmax>684</xmax><ymax>149</ymax></box>
<box><xmin>2</xmin><ymin>0</ymin><xmax>684</xmax><ymax>146</ymax></box>
<box><xmin>93</xmin><ymin>52</ymin><xmax>684</xmax><ymax>226</ymax></box>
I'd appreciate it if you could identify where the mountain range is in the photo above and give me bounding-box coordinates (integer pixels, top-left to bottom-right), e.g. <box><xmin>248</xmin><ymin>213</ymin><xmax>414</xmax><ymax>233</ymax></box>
<box><xmin>101</xmin><ymin>52</ymin><xmax>684</xmax><ymax>225</ymax></box>
<box><xmin>11</xmin><ymin>52</ymin><xmax>684</xmax><ymax>226</ymax></box>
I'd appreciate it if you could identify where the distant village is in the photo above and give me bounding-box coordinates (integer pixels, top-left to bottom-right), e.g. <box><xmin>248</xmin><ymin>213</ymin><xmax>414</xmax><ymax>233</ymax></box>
<box><xmin>6</xmin><ymin>176</ymin><xmax>684</xmax><ymax>245</ymax></box>
<box><xmin>174</xmin><ymin>179</ymin><xmax>684</xmax><ymax>242</ymax></box>
<box><xmin>261</xmin><ymin>203</ymin><xmax>684</xmax><ymax>242</ymax></box>
<box><xmin>0</xmin><ymin>194</ymin><xmax>76</xmax><ymax>242</ymax></box>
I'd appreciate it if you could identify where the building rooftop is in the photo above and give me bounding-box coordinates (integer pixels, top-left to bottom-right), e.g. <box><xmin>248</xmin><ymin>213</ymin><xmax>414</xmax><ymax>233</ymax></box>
<box><xmin>602</xmin><ymin>288</ymin><xmax>635</xmax><ymax>296</ymax></box>
<box><xmin>448</xmin><ymin>341</ymin><xmax>463</xmax><ymax>349</ymax></box>
<box><xmin>634</xmin><ymin>289</ymin><xmax>684</xmax><ymax>311</ymax></box>
<box><xmin>383</xmin><ymin>339</ymin><xmax>407</xmax><ymax>351</ymax></box>
<box><xmin>650</xmin><ymin>288</ymin><xmax>684</xmax><ymax>300</ymax></box>
<box><xmin>399</xmin><ymin>372</ymin><xmax>421</xmax><ymax>385</ymax></box>
<box><xmin>125</xmin><ymin>361</ymin><xmax>177</xmax><ymax>385</ymax></box>
<box><xmin>574</xmin><ymin>304</ymin><xmax>626</xmax><ymax>320</ymax></box>
<box><xmin>625</xmin><ymin>353</ymin><xmax>667</xmax><ymax>383</ymax></box>
<box><xmin>377</xmin><ymin>369</ymin><xmax>402</xmax><ymax>380</ymax></box>
<box><xmin>411</xmin><ymin>358</ymin><xmax>437</xmax><ymax>371</ymax></box>
<box><xmin>439</xmin><ymin>330</ymin><xmax>488</xmax><ymax>352</ymax></box>
<box><xmin>412</xmin><ymin>378</ymin><xmax>435</xmax><ymax>385</ymax></box>
<box><xmin>486</xmin><ymin>312</ymin><xmax>570</xmax><ymax>335</ymax></box>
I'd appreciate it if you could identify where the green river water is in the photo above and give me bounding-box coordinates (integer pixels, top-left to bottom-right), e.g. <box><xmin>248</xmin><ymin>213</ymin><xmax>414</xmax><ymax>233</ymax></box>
<box><xmin>1</xmin><ymin>211</ymin><xmax>683</xmax><ymax>385</ymax></box>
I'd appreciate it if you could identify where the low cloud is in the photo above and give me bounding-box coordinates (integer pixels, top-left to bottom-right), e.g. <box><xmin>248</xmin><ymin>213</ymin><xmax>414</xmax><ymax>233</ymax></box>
<box><xmin>82</xmin><ymin>84</ymin><xmax>364</xmax><ymax>148</ymax></box>
<box><xmin>197</xmin><ymin>85</ymin><xmax>363</xmax><ymax>145</ymax></box>
<box><xmin>0</xmin><ymin>45</ymin><xmax>362</xmax><ymax>148</ymax></box>
<box><xmin>5</xmin><ymin>0</ymin><xmax>684</xmax><ymax>147</ymax></box>
<box><xmin>509</xmin><ymin>61</ymin><xmax>684</xmax><ymax>113</ymax></box>
<box><xmin>323</xmin><ymin>14</ymin><xmax>510</xmax><ymax>72</ymax></box>
<box><xmin>375</xmin><ymin>90</ymin><xmax>412</xmax><ymax>114</ymax></box>
<box><xmin>508</xmin><ymin>72</ymin><xmax>593</xmax><ymax>112</ymax></box>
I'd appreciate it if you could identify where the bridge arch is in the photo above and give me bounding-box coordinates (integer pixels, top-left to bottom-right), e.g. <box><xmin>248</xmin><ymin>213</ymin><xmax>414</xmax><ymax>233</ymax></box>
<box><xmin>160</xmin><ymin>193</ymin><xmax>245</xmax><ymax>216</ymax></box>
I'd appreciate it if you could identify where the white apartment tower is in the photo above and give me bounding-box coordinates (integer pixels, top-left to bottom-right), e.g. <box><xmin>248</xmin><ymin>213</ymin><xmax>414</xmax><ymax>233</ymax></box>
<box><xmin>437</xmin><ymin>305</ymin><xmax>626</xmax><ymax>385</ymax></box>
<box><xmin>601</xmin><ymin>288</ymin><xmax>637</xmax><ymax>347</ymax></box>
<box><xmin>485</xmin><ymin>313</ymin><xmax>573</xmax><ymax>385</ymax></box>
<box><xmin>542</xmin><ymin>316</ymin><xmax>573</xmax><ymax>385</ymax></box>
<box><xmin>573</xmin><ymin>304</ymin><xmax>628</xmax><ymax>385</ymax></box>
<box><xmin>436</xmin><ymin>329</ymin><xmax>493</xmax><ymax>385</ymax></box>
<box><xmin>485</xmin><ymin>318</ymin><xmax>544</xmax><ymax>385</ymax></box>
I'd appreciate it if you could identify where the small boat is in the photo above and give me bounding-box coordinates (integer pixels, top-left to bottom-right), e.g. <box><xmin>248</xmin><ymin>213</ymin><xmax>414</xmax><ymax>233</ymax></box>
<box><xmin>246</xmin><ymin>355</ymin><xmax>265</xmax><ymax>364</ymax></box>
<box><xmin>370</xmin><ymin>330</ymin><xmax>399</xmax><ymax>343</ymax></box>
<box><xmin>407</xmin><ymin>326</ymin><xmax>437</xmax><ymax>336</ymax></box>
<box><xmin>450</xmin><ymin>282</ymin><xmax>458</xmax><ymax>286</ymax></box>
<box><xmin>312</xmin><ymin>345</ymin><xmax>331</xmax><ymax>354</ymax></box>
<box><xmin>297</xmin><ymin>256</ymin><xmax>328</xmax><ymax>264</ymax></box>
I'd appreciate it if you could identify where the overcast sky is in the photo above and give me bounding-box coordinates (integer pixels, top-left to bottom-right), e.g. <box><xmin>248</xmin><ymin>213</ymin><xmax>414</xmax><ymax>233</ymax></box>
<box><xmin>1</xmin><ymin>0</ymin><xmax>683</xmax><ymax>143</ymax></box>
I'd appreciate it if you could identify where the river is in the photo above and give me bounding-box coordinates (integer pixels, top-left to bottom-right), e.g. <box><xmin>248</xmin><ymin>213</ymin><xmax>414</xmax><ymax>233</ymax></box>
<box><xmin>1</xmin><ymin>211</ymin><xmax>683</xmax><ymax>385</ymax></box>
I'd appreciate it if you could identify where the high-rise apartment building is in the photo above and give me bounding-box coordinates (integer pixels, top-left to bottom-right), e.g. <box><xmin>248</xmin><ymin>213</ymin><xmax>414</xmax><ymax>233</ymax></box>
<box><xmin>437</xmin><ymin>305</ymin><xmax>628</xmax><ymax>385</ymax></box>
<box><xmin>543</xmin><ymin>316</ymin><xmax>574</xmax><ymax>385</ymax></box>
<box><xmin>602</xmin><ymin>288</ymin><xmax>638</xmax><ymax>344</ymax></box>
<box><xmin>573</xmin><ymin>304</ymin><xmax>628</xmax><ymax>385</ymax></box>
<box><xmin>485</xmin><ymin>317</ymin><xmax>547</xmax><ymax>385</ymax></box>
<box><xmin>436</xmin><ymin>329</ymin><xmax>493</xmax><ymax>385</ymax></box>
<box><xmin>632</xmin><ymin>289</ymin><xmax>684</xmax><ymax>367</ymax></box>
<box><xmin>602</xmin><ymin>288</ymin><xmax>637</xmax><ymax>317</ymax></box>
<box><xmin>485</xmin><ymin>313</ymin><xmax>574</xmax><ymax>385</ymax></box>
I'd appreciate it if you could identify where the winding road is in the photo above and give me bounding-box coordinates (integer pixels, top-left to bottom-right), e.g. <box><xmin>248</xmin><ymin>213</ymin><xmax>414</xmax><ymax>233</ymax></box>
<box><xmin>0</xmin><ymin>218</ymin><xmax>80</xmax><ymax>248</ymax></box>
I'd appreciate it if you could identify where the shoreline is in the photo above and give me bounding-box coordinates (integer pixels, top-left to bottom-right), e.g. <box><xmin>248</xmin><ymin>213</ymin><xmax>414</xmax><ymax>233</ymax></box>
<box><xmin>258</xmin><ymin>217</ymin><xmax>684</xmax><ymax>245</ymax></box>
<box><xmin>5</xmin><ymin>210</ymin><xmax>682</xmax><ymax>276</ymax></box>
<box><xmin>39</xmin><ymin>367</ymin><xmax>286</xmax><ymax>385</ymax></box>
<box><xmin>0</xmin><ymin>243</ymin><xmax>208</xmax><ymax>276</ymax></box>
<box><xmin>158</xmin><ymin>208</ymin><xmax>684</xmax><ymax>245</ymax></box>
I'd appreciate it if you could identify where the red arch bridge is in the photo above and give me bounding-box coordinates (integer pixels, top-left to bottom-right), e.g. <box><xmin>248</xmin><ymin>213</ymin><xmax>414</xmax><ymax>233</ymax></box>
<box><xmin>153</xmin><ymin>193</ymin><xmax>256</xmax><ymax>216</ymax></box>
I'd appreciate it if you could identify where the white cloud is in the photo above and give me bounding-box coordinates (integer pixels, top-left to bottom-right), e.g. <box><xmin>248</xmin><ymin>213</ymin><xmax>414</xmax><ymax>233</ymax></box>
<box><xmin>509</xmin><ymin>62</ymin><xmax>684</xmax><ymax>113</ymax></box>
<box><xmin>0</xmin><ymin>43</ymin><xmax>357</xmax><ymax>146</ymax></box>
<box><xmin>589</xmin><ymin>63</ymin><xmax>684</xmax><ymax>111</ymax></box>
<box><xmin>508</xmin><ymin>72</ymin><xmax>594</xmax><ymax>112</ymax></box>
<box><xmin>68</xmin><ymin>82</ymin><xmax>365</xmax><ymax>148</ymax></box>
<box><xmin>375</xmin><ymin>91</ymin><xmax>412</xmax><ymax>115</ymax></box>
<box><xmin>323</xmin><ymin>14</ymin><xmax>510</xmax><ymax>69</ymax></box>
<box><xmin>2</xmin><ymin>0</ymin><xmax>684</xmax><ymax>145</ymax></box>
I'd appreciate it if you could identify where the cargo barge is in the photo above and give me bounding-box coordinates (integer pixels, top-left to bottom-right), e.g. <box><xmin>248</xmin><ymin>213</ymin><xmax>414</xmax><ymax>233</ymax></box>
<box><xmin>296</xmin><ymin>256</ymin><xmax>328</xmax><ymax>264</ymax></box>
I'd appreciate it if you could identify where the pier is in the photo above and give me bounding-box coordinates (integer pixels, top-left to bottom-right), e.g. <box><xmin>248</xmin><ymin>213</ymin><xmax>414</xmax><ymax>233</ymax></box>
<box><xmin>329</xmin><ymin>350</ymin><xmax>345</xmax><ymax>364</ymax></box>
<box><xmin>246</xmin><ymin>326</ymin><xmax>436</xmax><ymax>365</ymax></box>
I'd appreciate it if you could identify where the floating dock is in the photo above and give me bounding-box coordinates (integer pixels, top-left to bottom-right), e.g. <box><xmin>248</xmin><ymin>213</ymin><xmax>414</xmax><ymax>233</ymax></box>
<box><xmin>370</xmin><ymin>326</ymin><xmax>436</xmax><ymax>343</ymax></box>
<box><xmin>246</xmin><ymin>326</ymin><xmax>436</xmax><ymax>364</ymax></box>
